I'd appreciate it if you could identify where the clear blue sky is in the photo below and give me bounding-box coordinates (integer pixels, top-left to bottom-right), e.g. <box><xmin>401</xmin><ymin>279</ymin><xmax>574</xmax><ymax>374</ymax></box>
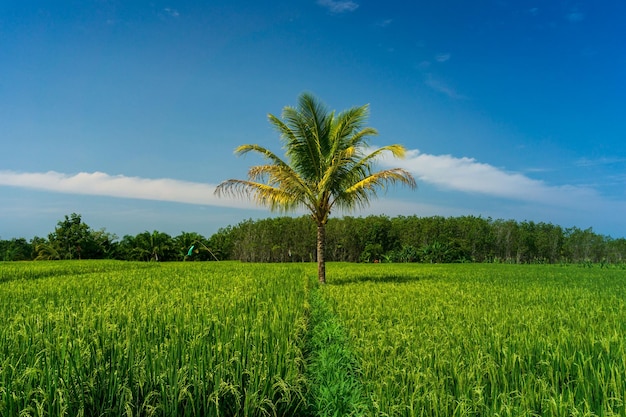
<box><xmin>1</xmin><ymin>0</ymin><xmax>625</xmax><ymax>239</ymax></box>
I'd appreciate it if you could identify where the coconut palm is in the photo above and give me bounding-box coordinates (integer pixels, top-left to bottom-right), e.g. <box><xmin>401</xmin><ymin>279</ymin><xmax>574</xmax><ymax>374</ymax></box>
<box><xmin>34</xmin><ymin>242</ymin><xmax>61</xmax><ymax>261</ymax></box>
<box><xmin>215</xmin><ymin>93</ymin><xmax>416</xmax><ymax>283</ymax></box>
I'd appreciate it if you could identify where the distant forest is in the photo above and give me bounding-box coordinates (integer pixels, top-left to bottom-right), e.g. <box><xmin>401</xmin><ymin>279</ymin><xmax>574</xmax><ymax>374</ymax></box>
<box><xmin>2</xmin><ymin>213</ymin><xmax>625</xmax><ymax>264</ymax></box>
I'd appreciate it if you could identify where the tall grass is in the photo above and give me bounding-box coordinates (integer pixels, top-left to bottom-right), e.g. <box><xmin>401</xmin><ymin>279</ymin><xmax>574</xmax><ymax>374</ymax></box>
<box><xmin>305</xmin><ymin>277</ymin><xmax>369</xmax><ymax>416</ymax></box>
<box><xmin>3</xmin><ymin>261</ymin><xmax>626</xmax><ymax>416</ymax></box>
<box><xmin>0</xmin><ymin>260</ymin><xmax>155</xmax><ymax>283</ymax></box>
<box><xmin>323</xmin><ymin>263</ymin><xmax>626</xmax><ymax>417</ymax></box>
<box><xmin>0</xmin><ymin>261</ymin><xmax>309</xmax><ymax>416</ymax></box>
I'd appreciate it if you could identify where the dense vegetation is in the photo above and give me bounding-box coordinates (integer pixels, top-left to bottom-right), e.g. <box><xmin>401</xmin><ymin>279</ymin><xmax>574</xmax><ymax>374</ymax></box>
<box><xmin>2</xmin><ymin>213</ymin><xmax>625</xmax><ymax>264</ymax></box>
<box><xmin>0</xmin><ymin>261</ymin><xmax>310</xmax><ymax>416</ymax></box>
<box><xmin>323</xmin><ymin>263</ymin><xmax>626</xmax><ymax>416</ymax></box>
<box><xmin>1</xmin><ymin>261</ymin><xmax>626</xmax><ymax>416</ymax></box>
<box><xmin>225</xmin><ymin>215</ymin><xmax>626</xmax><ymax>264</ymax></box>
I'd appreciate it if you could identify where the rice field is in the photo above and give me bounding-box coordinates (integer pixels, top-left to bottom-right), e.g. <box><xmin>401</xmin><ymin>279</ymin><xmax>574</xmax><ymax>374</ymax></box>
<box><xmin>1</xmin><ymin>261</ymin><xmax>626</xmax><ymax>416</ymax></box>
<box><xmin>0</xmin><ymin>261</ymin><xmax>309</xmax><ymax>416</ymax></box>
<box><xmin>323</xmin><ymin>263</ymin><xmax>626</xmax><ymax>416</ymax></box>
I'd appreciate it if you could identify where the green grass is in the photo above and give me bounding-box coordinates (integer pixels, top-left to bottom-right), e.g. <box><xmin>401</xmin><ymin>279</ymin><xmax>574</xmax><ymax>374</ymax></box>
<box><xmin>322</xmin><ymin>263</ymin><xmax>626</xmax><ymax>416</ymax></box>
<box><xmin>0</xmin><ymin>261</ymin><xmax>309</xmax><ymax>416</ymax></box>
<box><xmin>305</xmin><ymin>278</ymin><xmax>368</xmax><ymax>416</ymax></box>
<box><xmin>1</xmin><ymin>261</ymin><xmax>626</xmax><ymax>416</ymax></box>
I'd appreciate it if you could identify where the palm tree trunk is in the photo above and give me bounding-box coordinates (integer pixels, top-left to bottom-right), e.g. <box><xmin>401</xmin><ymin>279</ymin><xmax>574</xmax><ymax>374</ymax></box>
<box><xmin>317</xmin><ymin>223</ymin><xmax>326</xmax><ymax>284</ymax></box>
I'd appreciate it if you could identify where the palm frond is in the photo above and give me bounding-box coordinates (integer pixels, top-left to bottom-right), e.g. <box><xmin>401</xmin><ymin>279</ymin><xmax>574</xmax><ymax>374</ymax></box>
<box><xmin>334</xmin><ymin>168</ymin><xmax>416</xmax><ymax>210</ymax></box>
<box><xmin>215</xmin><ymin>179</ymin><xmax>311</xmax><ymax>212</ymax></box>
<box><xmin>234</xmin><ymin>144</ymin><xmax>290</xmax><ymax>168</ymax></box>
<box><xmin>268</xmin><ymin>114</ymin><xmax>299</xmax><ymax>147</ymax></box>
<box><xmin>331</xmin><ymin>105</ymin><xmax>373</xmax><ymax>149</ymax></box>
<box><xmin>279</xmin><ymin>105</ymin><xmax>324</xmax><ymax>181</ymax></box>
<box><xmin>345</xmin><ymin>126</ymin><xmax>379</xmax><ymax>149</ymax></box>
<box><xmin>247</xmin><ymin>164</ymin><xmax>315</xmax><ymax>201</ymax></box>
<box><xmin>357</xmin><ymin>144</ymin><xmax>407</xmax><ymax>165</ymax></box>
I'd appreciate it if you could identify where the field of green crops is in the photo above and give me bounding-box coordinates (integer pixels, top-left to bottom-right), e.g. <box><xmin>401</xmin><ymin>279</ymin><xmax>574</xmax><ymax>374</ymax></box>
<box><xmin>323</xmin><ymin>263</ymin><xmax>626</xmax><ymax>416</ymax></box>
<box><xmin>0</xmin><ymin>261</ymin><xmax>310</xmax><ymax>416</ymax></box>
<box><xmin>1</xmin><ymin>261</ymin><xmax>626</xmax><ymax>417</ymax></box>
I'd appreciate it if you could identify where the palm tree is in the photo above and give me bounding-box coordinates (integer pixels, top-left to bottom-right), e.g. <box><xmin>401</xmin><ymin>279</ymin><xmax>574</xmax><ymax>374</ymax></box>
<box><xmin>131</xmin><ymin>231</ymin><xmax>174</xmax><ymax>261</ymax></box>
<box><xmin>34</xmin><ymin>242</ymin><xmax>61</xmax><ymax>261</ymax></box>
<box><xmin>215</xmin><ymin>93</ymin><xmax>416</xmax><ymax>283</ymax></box>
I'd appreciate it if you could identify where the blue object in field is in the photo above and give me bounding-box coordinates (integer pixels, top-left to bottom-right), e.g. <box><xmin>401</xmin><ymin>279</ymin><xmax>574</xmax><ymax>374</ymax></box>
<box><xmin>187</xmin><ymin>245</ymin><xmax>195</xmax><ymax>256</ymax></box>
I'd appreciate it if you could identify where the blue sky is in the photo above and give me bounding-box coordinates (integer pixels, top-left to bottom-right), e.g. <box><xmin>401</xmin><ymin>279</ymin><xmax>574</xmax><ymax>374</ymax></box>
<box><xmin>1</xmin><ymin>0</ymin><xmax>625</xmax><ymax>239</ymax></box>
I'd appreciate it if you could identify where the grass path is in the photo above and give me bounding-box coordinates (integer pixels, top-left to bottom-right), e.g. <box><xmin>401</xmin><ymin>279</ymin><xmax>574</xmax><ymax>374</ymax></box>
<box><xmin>304</xmin><ymin>276</ymin><xmax>369</xmax><ymax>416</ymax></box>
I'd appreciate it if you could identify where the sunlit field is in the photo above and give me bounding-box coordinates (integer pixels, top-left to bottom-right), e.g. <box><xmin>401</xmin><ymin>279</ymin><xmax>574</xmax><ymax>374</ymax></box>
<box><xmin>0</xmin><ymin>261</ymin><xmax>309</xmax><ymax>416</ymax></box>
<box><xmin>1</xmin><ymin>261</ymin><xmax>626</xmax><ymax>416</ymax></box>
<box><xmin>324</xmin><ymin>263</ymin><xmax>626</xmax><ymax>416</ymax></box>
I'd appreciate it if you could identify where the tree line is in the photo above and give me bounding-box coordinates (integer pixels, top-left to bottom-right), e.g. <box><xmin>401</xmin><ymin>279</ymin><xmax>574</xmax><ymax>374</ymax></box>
<box><xmin>0</xmin><ymin>213</ymin><xmax>225</xmax><ymax>263</ymax></box>
<box><xmin>226</xmin><ymin>215</ymin><xmax>626</xmax><ymax>264</ymax></box>
<box><xmin>1</xmin><ymin>213</ymin><xmax>625</xmax><ymax>264</ymax></box>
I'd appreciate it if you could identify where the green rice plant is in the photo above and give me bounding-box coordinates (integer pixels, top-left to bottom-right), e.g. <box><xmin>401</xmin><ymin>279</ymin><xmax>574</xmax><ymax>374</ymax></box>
<box><xmin>5</xmin><ymin>261</ymin><xmax>625</xmax><ymax>416</ymax></box>
<box><xmin>322</xmin><ymin>263</ymin><xmax>626</xmax><ymax>417</ymax></box>
<box><xmin>0</xmin><ymin>260</ymin><xmax>159</xmax><ymax>283</ymax></box>
<box><xmin>0</xmin><ymin>261</ymin><xmax>309</xmax><ymax>416</ymax></box>
<box><xmin>305</xmin><ymin>277</ymin><xmax>369</xmax><ymax>416</ymax></box>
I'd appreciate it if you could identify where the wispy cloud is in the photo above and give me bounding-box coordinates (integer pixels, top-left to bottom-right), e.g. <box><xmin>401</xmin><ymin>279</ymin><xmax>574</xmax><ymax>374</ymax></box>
<box><xmin>0</xmin><ymin>171</ymin><xmax>257</xmax><ymax>210</ymax></box>
<box><xmin>435</xmin><ymin>53</ymin><xmax>451</xmax><ymax>62</ymax></box>
<box><xmin>376</xmin><ymin>18</ymin><xmax>393</xmax><ymax>28</ymax></box>
<box><xmin>566</xmin><ymin>10</ymin><xmax>584</xmax><ymax>22</ymax></box>
<box><xmin>378</xmin><ymin>149</ymin><xmax>603</xmax><ymax>208</ymax></box>
<box><xmin>575</xmin><ymin>156</ymin><xmax>626</xmax><ymax>167</ymax></box>
<box><xmin>424</xmin><ymin>74</ymin><xmax>466</xmax><ymax>100</ymax></box>
<box><xmin>317</xmin><ymin>0</ymin><xmax>359</xmax><ymax>13</ymax></box>
<box><xmin>163</xmin><ymin>7</ymin><xmax>180</xmax><ymax>17</ymax></box>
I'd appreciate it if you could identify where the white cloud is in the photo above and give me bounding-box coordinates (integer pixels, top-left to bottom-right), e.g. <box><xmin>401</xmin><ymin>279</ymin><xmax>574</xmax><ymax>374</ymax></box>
<box><xmin>164</xmin><ymin>7</ymin><xmax>180</xmax><ymax>17</ymax></box>
<box><xmin>575</xmin><ymin>156</ymin><xmax>626</xmax><ymax>167</ymax></box>
<box><xmin>1</xmin><ymin>161</ymin><xmax>625</xmax><ymax>237</ymax></box>
<box><xmin>317</xmin><ymin>0</ymin><xmax>359</xmax><ymax>13</ymax></box>
<box><xmin>378</xmin><ymin>149</ymin><xmax>602</xmax><ymax>208</ymax></box>
<box><xmin>435</xmin><ymin>53</ymin><xmax>451</xmax><ymax>62</ymax></box>
<box><xmin>0</xmin><ymin>171</ymin><xmax>258</xmax><ymax>210</ymax></box>
<box><xmin>376</xmin><ymin>19</ymin><xmax>393</xmax><ymax>28</ymax></box>
<box><xmin>424</xmin><ymin>74</ymin><xmax>466</xmax><ymax>100</ymax></box>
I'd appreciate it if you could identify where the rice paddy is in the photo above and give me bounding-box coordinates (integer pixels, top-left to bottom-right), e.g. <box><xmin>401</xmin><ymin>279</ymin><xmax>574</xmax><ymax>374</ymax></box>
<box><xmin>0</xmin><ymin>261</ymin><xmax>309</xmax><ymax>416</ymax></box>
<box><xmin>1</xmin><ymin>261</ymin><xmax>625</xmax><ymax>416</ymax></box>
<box><xmin>323</xmin><ymin>263</ymin><xmax>626</xmax><ymax>416</ymax></box>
